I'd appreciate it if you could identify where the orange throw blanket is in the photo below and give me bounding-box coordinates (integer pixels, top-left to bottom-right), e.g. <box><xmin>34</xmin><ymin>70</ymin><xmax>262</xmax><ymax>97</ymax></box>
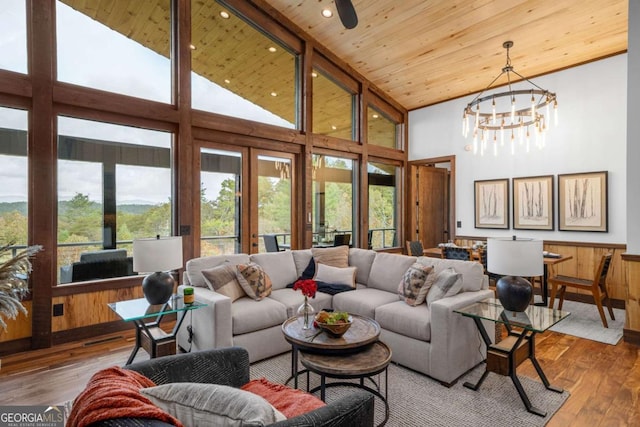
<box><xmin>66</xmin><ymin>366</ymin><xmax>183</xmax><ymax>427</ymax></box>
<box><xmin>241</xmin><ymin>377</ymin><xmax>326</xmax><ymax>418</ymax></box>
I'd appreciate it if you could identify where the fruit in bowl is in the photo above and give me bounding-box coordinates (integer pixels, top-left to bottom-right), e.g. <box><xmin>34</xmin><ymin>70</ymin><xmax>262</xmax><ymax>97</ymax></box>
<box><xmin>315</xmin><ymin>310</ymin><xmax>352</xmax><ymax>337</ymax></box>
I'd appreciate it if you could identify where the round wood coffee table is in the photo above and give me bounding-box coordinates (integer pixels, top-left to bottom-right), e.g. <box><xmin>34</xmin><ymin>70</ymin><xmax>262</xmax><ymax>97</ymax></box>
<box><xmin>281</xmin><ymin>314</ymin><xmax>381</xmax><ymax>388</ymax></box>
<box><xmin>300</xmin><ymin>341</ymin><xmax>392</xmax><ymax>427</ymax></box>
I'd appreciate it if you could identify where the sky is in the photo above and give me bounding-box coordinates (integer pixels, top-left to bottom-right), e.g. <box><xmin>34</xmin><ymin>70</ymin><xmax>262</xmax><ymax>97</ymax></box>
<box><xmin>0</xmin><ymin>0</ymin><xmax>294</xmax><ymax>204</ymax></box>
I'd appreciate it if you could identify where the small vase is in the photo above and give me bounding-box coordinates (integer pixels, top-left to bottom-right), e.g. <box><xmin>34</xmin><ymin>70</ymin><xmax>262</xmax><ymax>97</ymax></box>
<box><xmin>297</xmin><ymin>297</ymin><xmax>315</xmax><ymax>330</ymax></box>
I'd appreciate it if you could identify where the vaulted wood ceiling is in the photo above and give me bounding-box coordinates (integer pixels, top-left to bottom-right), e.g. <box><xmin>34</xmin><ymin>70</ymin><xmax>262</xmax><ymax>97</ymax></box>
<box><xmin>261</xmin><ymin>0</ymin><xmax>628</xmax><ymax>110</ymax></box>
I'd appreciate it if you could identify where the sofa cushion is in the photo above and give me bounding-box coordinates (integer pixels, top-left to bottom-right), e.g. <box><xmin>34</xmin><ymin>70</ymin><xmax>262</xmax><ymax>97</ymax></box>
<box><xmin>367</xmin><ymin>253</ymin><xmax>417</xmax><ymax>293</ymax></box>
<box><xmin>186</xmin><ymin>254</ymin><xmax>250</xmax><ymax>289</ymax></box>
<box><xmin>397</xmin><ymin>263</ymin><xmax>434</xmax><ymax>306</ymax></box>
<box><xmin>418</xmin><ymin>257</ymin><xmax>485</xmax><ymax>292</ymax></box>
<box><xmin>426</xmin><ymin>267</ymin><xmax>463</xmax><ymax>306</ymax></box>
<box><xmin>312</xmin><ymin>246</ymin><xmax>349</xmax><ymax>268</ymax></box>
<box><xmin>314</xmin><ymin>263</ymin><xmax>357</xmax><ymax>288</ymax></box>
<box><xmin>291</xmin><ymin>250</ymin><xmax>313</xmax><ymax>277</ymax></box>
<box><xmin>241</xmin><ymin>378</ymin><xmax>326</xmax><ymax>419</ymax></box>
<box><xmin>232</xmin><ymin>297</ymin><xmax>287</xmax><ymax>335</ymax></box>
<box><xmin>375</xmin><ymin>301</ymin><xmax>432</xmax><ymax>341</ymax></box>
<box><xmin>141</xmin><ymin>382</ymin><xmax>286</xmax><ymax>426</ymax></box>
<box><xmin>332</xmin><ymin>288</ymin><xmax>399</xmax><ymax>319</ymax></box>
<box><xmin>250</xmin><ymin>251</ymin><xmax>298</xmax><ymax>290</ymax></box>
<box><xmin>236</xmin><ymin>262</ymin><xmax>272</xmax><ymax>301</ymax></box>
<box><xmin>202</xmin><ymin>264</ymin><xmax>245</xmax><ymax>302</ymax></box>
<box><xmin>269</xmin><ymin>288</ymin><xmax>333</xmax><ymax>317</ymax></box>
<box><xmin>348</xmin><ymin>248</ymin><xmax>377</xmax><ymax>285</ymax></box>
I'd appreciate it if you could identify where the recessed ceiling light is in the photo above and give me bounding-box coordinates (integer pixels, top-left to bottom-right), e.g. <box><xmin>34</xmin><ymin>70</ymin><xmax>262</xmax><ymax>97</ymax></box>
<box><xmin>270</xmin><ymin>92</ymin><xmax>278</xmax><ymax>97</ymax></box>
<box><xmin>224</xmin><ymin>79</ymin><xmax>231</xmax><ymax>84</ymax></box>
<box><xmin>331</xmin><ymin>125</ymin><xmax>337</xmax><ymax>130</ymax></box>
<box><xmin>268</xmin><ymin>46</ymin><xmax>277</xmax><ymax>53</ymax></box>
<box><xmin>322</xmin><ymin>8</ymin><xmax>333</xmax><ymax>18</ymax></box>
<box><xmin>220</xmin><ymin>11</ymin><xmax>230</xmax><ymax>19</ymax></box>
<box><xmin>311</xmin><ymin>72</ymin><xmax>318</xmax><ymax>78</ymax></box>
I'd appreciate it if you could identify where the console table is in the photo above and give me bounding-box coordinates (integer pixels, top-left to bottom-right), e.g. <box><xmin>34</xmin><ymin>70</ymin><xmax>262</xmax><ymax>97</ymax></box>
<box><xmin>455</xmin><ymin>298</ymin><xmax>570</xmax><ymax>417</ymax></box>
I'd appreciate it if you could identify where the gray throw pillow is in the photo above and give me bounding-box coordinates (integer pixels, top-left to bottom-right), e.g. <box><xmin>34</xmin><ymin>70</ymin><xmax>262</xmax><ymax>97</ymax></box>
<box><xmin>201</xmin><ymin>264</ymin><xmax>246</xmax><ymax>302</ymax></box>
<box><xmin>140</xmin><ymin>382</ymin><xmax>286</xmax><ymax>427</ymax></box>
<box><xmin>426</xmin><ymin>267</ymin><xmax>463</xmax><ymax>306</ymax></box>
<box><xmin>397</xmin><ymin>263</ymin><xmax>434</xmax><ymax>306</ymax></box>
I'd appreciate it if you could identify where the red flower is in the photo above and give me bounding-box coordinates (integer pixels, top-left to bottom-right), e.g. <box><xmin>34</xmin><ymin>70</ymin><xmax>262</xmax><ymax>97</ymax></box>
<box><xmin>293</xmin><ymin>279</ymin><xmax>317</xmax><ymax>298</ymax></box>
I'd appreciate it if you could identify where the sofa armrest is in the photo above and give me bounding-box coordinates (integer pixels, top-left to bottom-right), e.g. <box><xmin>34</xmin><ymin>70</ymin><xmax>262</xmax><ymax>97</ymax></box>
<box><xmin>176</xmin><ymin>285</ymin><xmax>233</xmax><ymax>352</ymax></box>
<box><xmin>429</xmin><ymin>289</ymin><xmax>494</xmax><ymax>385</ymax></box>
<box><xmin>271</xmin><ymin>390</ymin><xmax>374</xmax><ymax>427</ymax></box>
<box><xmin>126</xmin><ymin>347</ymin><xmax>250</xmax><ymax>388</ymax></box>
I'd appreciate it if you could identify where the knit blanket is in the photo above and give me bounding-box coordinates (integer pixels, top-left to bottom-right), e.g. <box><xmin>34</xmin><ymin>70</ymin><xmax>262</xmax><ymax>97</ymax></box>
<box><xmin>66</xmin><ymin>366</ymin><xmax>183</xmax><ymax>427</ymax></box>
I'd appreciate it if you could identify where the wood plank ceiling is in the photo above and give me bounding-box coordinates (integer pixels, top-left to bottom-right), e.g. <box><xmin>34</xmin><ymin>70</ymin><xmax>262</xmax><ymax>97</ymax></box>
<box><xmin>261</xmin><ymin>0</ymin><xmax>628</xmax><ymax>110</ymax></box>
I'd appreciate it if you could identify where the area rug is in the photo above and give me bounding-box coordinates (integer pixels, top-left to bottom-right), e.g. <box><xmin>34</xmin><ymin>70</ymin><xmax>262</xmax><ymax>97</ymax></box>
<box><xmin>250</xmin><ymin>352</ymin><xmax>569</xmax><ymax>427</ymax></box>
<box><xmin>548</xmin><ymin>300</ymin><xmax>625</xmax><ymax>345</ymax></box>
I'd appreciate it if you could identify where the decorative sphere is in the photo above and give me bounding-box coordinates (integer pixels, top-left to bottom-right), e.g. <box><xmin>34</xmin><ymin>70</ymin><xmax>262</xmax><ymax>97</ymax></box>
<box><xmin>496</xmin><ymin>276</ymin><xmax>532</xmax><ymax>312</ymax></box>
<box><xmin>142</xmin><ymin>272</ymin><xmax>174</xmax><ymax>305</ymax></box>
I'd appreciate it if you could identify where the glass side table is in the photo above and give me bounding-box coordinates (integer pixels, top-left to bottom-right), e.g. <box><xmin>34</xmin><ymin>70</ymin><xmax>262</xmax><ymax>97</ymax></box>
<box><xmin>455</xmin><ymin>298</ymin><xmax>570</xmax><ymax>417</ymax></box>
<box><xmin>108</xmin><ymin>295</ymin><xmax>205</xmax><ymax>365</ymax></box>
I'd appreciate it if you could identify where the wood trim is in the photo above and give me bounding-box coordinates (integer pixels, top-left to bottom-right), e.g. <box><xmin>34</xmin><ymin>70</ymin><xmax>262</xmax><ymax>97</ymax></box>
<box><xmin>0</xmin><ymin>71</ymin><xmax>32</xmax><ymax>98</ymax></box>
<box><xmin>193</xmin><ymin>126</ymin><xmax>303</xmax><ymax>154</ymax></box>
<box><xmin>367</xmin><ymin>144</ymin><xmax>406</xmax><ymax>161</ymax></box>
<box><xmin>623</xmin><ymin>328</ymin><xmax>640</xmax><ymax>346</ymax></box>
<box><xmin>0</xmin><ymin>93</ymin><xmax>31</xmax><ymax>110</ymax></box>
<box><xmin>29</xmin><ymin>0</ymin><xmax>55</xmax><ymax>350</ymax></box>
<box><xmin>311</xmin><ymin>133</ymin><xmax>363</xmax><ymax>154</ymax></box>
<box><xmin>0</xmin><ymin>337</ymin><xmax>31</xmax><ymax>357</ymax></box>
<box><xmin>52</xmin><ymin>276</ymin><xmax>143</xmax><ymax>297</ymax></box>
<box><xmin>622</xmin><ymin>253</ymin><xmax>640</xmax><ymax>262</ymax></box>
<box><xmin>51</xmin><ymin>320</ymin><xmax>131</xmax><ymax>346</ymax></box>
<box><xmin>312</xmin><ymin>52</ymin><xmax>360</xmax><ymax>94</ymax></box>
<box><xmin>367</xmin><ymin>91</ymin><xmax>404</xmax><ymax>124</ymax></box>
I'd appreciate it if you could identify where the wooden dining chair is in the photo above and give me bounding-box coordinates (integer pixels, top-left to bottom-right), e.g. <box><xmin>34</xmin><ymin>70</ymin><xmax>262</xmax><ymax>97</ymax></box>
<box><xmin>548</xmin><ymin>253</ymin><xmax>615</xmax><ymax>328</ymax></box>
<box><xmin>405</xmin><ymin>240</ymin><xmax>424</xmax><ymax>257</ymax></box>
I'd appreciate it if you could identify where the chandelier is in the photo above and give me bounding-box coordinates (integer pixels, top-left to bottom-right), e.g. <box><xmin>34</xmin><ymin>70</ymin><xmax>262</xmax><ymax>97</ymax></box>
<box><xmin>462</xmin><ymin>41</ymin><xmax>558</xmax><ymax>156</ymax></box>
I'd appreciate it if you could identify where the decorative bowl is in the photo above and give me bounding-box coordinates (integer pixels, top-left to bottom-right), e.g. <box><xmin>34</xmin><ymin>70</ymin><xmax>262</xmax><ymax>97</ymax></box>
<box><xmin>315</xmin><ymin>312</ymin><xmax>353</xmax><ymax>337</ymax></box>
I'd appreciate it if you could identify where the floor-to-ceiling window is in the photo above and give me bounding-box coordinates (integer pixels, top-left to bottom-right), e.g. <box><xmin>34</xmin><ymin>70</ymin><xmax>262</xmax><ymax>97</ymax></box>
<box><xmin>368</xmin><ymin>161</ymin><xmax>399</xmax><ymax>249</ymax></box>
<box><xmin>0</xmin><ymin>0</ymin><xmax>27</xmax><ymax>74</ymax></box>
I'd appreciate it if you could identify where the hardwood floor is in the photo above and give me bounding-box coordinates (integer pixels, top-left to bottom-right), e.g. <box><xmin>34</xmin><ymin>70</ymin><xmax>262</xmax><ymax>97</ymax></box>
<box><xmin>1</xmin><ymin>329</ymin><xmax>639</xmax><ymax>426</ymax></box>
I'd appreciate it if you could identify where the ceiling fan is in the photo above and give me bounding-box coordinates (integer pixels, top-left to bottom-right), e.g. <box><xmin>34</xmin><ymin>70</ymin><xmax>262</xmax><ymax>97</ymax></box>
<box><xmin>335</xmin><ymin>0</ymin><xmax>358</xmax><ymax>29</ymax></box>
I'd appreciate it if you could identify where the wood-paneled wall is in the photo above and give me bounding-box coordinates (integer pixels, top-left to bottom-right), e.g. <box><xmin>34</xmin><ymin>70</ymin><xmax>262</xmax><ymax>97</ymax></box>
<box><xmin>0</xmin><ymin>301</ymin><xmax>31</xmax><ymax>342</ymax></box>
<box><xmin>622</xmin><ymin>255</ymin><xmax>640</xmax><ymax>341</ymax></box>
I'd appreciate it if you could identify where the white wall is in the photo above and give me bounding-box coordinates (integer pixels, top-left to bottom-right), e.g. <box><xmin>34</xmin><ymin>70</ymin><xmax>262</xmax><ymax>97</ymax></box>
<box><xmin>409</xmin><ymin>54</ymin><xmax>627</xmax><ymax>244</ymax></box>
<box><xmin>627</xmin><ymin>0</ymin><xmax>640</xmax><ymax>254</ymax></box>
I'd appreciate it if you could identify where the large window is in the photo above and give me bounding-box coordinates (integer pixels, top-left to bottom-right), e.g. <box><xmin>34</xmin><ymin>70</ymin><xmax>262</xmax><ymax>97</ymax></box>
<box><xmin>57</xmin><ymin>117</ymin><xmax>172</xmax><ymax>284</ymax></box>
<box><xmin>0</xmin><ymin>0</ymin><xmax>27</xmax><ymax>74</ymax></box>
<box><xmin>200</xmin><ymin>148</ymin><xmax>242</xmax><ymax>256</ymax></box>
<box><xmin>56</xmin><ymin>0</ymin><xmax>171</xmax><ymax>104</ymax></box>
<box><xmin>367</xmin><ymin>105</ymin><xmax>400</xmax><ymax>149</ymax></box>
<box><xmin>368</xmin><ymin>161</ymin><xmax>399</xmax><ymax>249</ymax></box>
<box><xmin>191</xmin><ymin>0</ymin><xmax>298</xmax><ymax>129</ymax></box>
<box><xmin>312</xmin><ymin>154</ymin><xmax>356</xmax><ymax>246</ymax></box>
<box><xmin>312</xmin><ymin>68</ymin><xmax>355</xmax><ymax>140</ymax></box>
<box><xmin>257</xmin><ymin>155</ymin><xmax>292</xmax><ymax>252</ymax></box>
<box><xmin>0</xmin><ymin>107</ymin><xmax>28</xmax><ymax>261</ymax></box>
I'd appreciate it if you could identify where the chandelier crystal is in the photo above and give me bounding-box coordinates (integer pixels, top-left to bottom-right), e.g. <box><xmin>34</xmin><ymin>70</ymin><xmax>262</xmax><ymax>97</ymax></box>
<box><xmin>462</xmin><ymin>41</ymin><xmax>558</xmax><ymax>156</ymax></box>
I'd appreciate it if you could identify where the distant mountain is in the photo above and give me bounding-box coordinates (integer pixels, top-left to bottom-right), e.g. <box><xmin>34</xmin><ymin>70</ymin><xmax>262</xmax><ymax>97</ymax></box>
<box><xmin>0</xmin><ymin>202</ymin><xmax>27</xmax><ymax>215</ymax></box>
<box><xmin>118</xmin><ymin>204</ymin><xmax>156</xmax><ymax>214</ymax></box>
<box><xmin>0</xmin><ymin>202</ymin><xmax>158</xmax><ymax>217</ymax></box>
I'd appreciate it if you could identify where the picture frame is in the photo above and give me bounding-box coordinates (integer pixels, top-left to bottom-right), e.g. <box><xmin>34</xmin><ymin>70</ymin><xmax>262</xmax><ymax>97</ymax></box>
<box><xmin>474</xmin><ymin>178</ymin><xmax>509</xmax><ymax>229</ymax></box>
<box><xmin>512</xmin><ymin>175</ymin><xmax>554</xmax><ymax>230</ymax></box>
<box><xmin>558</xmin><ymin>171</ymin><xmax>608</xmax><ymax>232</ymax></box>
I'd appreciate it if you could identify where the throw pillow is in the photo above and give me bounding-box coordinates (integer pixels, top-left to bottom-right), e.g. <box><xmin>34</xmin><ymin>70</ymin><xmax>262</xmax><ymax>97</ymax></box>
<box><xmin>141</xmin><ymin>382</ymin><xmax>286</xmax><ymax>427</ymax></box>
<box><xmin>241</xmin><ymin>378</ymin><xmax>326</xmax><ymax>419</ymax></box>
<box><xmin>313</xmin><ymin>263</ymin><xmax>357</xmax><ymax>288</ymax></box>
<box><xmin>201</xmin><ymin>264</ymin><xmax>246</xmax><ymax>302</ymax></box>
<box><xmin>426</xmin><ymin>267</ymin><xmax>463</xmax><ymax>306</ymax></box>
<box><xmin>235</xmin><ymin>262</ymin><xmax>273</xmax><ymax>300</ymax></box>
<box><xmin>311</xmin><ymin>245</ymin><xmax>349</xmax><ymax>268</ymax></box>
<box><xmin>397</xmin><ymin>263</ymin><xmax>434</xmax><ymax>306</ymax></box>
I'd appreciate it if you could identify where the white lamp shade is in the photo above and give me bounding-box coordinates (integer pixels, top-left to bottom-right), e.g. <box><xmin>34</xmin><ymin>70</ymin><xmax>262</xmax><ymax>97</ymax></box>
<box><xmin>487</xmin><ymin>237</ymin><xmax>543</xmax><ymax>277</ymax></box>
<box><xmin>133</xmin><ymin>236</ymin><xmax>183</xmax><ymax>273</ymax></box>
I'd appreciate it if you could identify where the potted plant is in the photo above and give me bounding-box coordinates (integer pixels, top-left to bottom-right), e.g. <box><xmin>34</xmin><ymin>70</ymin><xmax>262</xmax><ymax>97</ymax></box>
<box><xmin>0</xmin><ymin>243</ymin><xmax>42</xmax><ymax>331</ymax></box>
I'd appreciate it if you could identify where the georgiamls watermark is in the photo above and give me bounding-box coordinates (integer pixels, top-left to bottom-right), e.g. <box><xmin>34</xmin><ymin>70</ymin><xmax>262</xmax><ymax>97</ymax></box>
<box><xmin>0</xmin><ymin>406</ymin><xmax>64</xmax><ymax>427</ymax></box>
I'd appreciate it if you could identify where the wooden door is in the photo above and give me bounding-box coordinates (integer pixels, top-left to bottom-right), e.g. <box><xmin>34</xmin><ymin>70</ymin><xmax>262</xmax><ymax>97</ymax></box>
<box><xmin>413</xmin><ymin>165</ymin><xmax>449</xmax><ymax>249</ymax></box>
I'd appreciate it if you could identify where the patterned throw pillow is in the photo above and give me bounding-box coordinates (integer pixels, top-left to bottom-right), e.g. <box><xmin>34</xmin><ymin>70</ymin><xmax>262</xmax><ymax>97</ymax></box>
<box><xmin>141</xmin><ymin>382</ymin><xmax>286</xmax><ymax>427</ymax></box>
<box><xmin>201</xmin><ymin>264</ymin><xmax>246</xmax><ymax>302</ymax></box>
<box><xmin>426</xmin><ymin>267</ymin><xmax>463</xmax><ymax>306</ymax></box>
<box><xmin>397</xmin><ymin>263</ymin><xmax>434</xmax><ymax>306</ymax></box>
<box><xmin>235</xmin><ymin>262</ymin><xmax>273</xmax><ymax>300</ymax></box>
<box><xmin>311</xmin><ymin>246</ymin><xmax>349</xmax><ymax>268</ymax></box>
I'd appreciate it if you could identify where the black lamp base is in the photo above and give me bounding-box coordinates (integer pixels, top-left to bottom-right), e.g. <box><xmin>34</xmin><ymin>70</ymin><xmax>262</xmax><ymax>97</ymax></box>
<box><xmin>142</xmin><ymin>272</ymin><xmax>174</xmax><ymax>305</ymax></box>
<box><xmin>496</xmin><ymin>275</ymin><xmax>532</xmax><ymax>312</ymax></box>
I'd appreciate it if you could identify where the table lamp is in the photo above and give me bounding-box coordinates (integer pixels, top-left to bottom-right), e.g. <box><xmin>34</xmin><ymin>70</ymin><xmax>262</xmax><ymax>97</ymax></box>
<box><xmin>487</xmin><ymin>237</ymin><xmax>543</xmax><ymax>312</ymax></box>
<box><xmin>133</xmin><ymin>235</ymin><xmax>183</xmax><ymax>305</ymax></box>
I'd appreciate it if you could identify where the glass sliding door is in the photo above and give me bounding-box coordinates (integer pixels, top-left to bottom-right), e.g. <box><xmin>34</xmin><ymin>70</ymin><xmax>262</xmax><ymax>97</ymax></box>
<box><xmin>368</xmin><ymin>161</ymin><xmax>399</xmax><ymax>249</ymax></box>
<box><xmin>200</xmin><ymin>148</ymin><xmax>243</xmax><ymax>256</ymax></box>
<box><xmin>311</xmin><ymin>154</ymin><xmax>356</xmax><ymax>246</ymax></box>
<box><xmin>253</xmin><ymin>153</ymin><xmax>293</xmax><ymax>253</ymax></box>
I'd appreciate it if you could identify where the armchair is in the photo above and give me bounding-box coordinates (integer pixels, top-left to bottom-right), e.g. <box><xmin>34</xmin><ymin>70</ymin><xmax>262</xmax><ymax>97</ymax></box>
<box><xmin>90</xmin><ymin>347</ymin><xmax>374</xmax><ymax>427</ymax></box>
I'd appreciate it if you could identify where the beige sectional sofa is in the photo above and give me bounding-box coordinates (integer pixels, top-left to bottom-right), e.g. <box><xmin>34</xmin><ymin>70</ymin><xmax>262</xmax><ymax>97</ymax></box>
<box><xmin>176</xmin><ymin>248</ymin><xmax>494</xmax><ymax>386</ymax></box>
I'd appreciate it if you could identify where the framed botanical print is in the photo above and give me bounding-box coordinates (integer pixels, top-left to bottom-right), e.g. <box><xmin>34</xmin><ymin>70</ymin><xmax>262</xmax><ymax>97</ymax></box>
<box><xmin>512</xmin><ymin>175</ymin><xmax>554</xmax><ymax>230</ymax></box>
<box><xmin>474</xmin><ymin>179</ymin><xmax>509</xmax><ymax>229</ymax></box>
<box><xmin>558</xmin><ymin>171</ymin><xmax>608</xmax><ymax>232</ymax></box>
